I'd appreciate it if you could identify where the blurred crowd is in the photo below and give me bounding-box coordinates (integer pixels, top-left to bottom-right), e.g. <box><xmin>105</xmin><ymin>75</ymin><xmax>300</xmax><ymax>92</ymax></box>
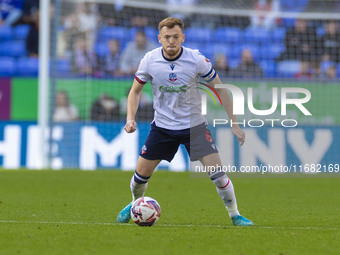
<box><xmin>53</xmin><ymin>1</ymin><xmax>340</xmax><ymax>80</ymax></box>
<box><xmin>1</xmin><ymin>0</ymin><xmax>340</xmax><ymax>79</ymax></box>
<box><xmin>2</xmin><ymin>0</ymin><xmax>340</xmax><ymax>122</ymax></box>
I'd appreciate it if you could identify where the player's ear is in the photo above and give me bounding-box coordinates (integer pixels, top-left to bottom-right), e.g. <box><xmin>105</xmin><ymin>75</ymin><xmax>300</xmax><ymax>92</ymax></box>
<box><xmin>182</xmin><ymin>33</ymin><xmax>185</xmax><ymax>43</ymax></box>
<box><xmin>157</xmin><ymin>34</ymin><xmax>161</xmax><ymax>43</ymax></box>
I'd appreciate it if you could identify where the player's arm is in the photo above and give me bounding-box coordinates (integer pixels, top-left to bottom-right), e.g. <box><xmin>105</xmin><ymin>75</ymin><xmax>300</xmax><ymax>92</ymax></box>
<box><xmin>208</xmin><ymin>74</ymin><xmax>245</xmax><ymax>146</ymax></box>
<box><xmin>124</xmin><ymin>78</ymin><xmax>144</xmax><ymax>133</ymax></box>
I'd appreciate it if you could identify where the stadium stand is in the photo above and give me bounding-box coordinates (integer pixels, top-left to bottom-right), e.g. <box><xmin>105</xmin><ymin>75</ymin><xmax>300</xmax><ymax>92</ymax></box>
<box><xmin>0</xmin><ymin>5</ymin><xmax>340</xmax><ymax>79</ymax></box>
<box><xmin>0</xmin><ymin>57</ymin><xmax>15</xmax><ymax>76</ymax></box>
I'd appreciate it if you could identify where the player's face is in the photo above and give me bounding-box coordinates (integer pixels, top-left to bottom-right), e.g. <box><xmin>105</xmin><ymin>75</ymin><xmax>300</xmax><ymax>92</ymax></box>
<box><xmin>158</xmin><ymin>26</ymin><xmax>185</xmax><ymax>58</ymax></box>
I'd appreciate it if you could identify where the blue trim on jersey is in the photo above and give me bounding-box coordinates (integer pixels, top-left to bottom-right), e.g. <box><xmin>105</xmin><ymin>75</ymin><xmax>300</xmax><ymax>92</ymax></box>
<box><xmin>161</xmin><ymin>47</ymin><xmax>183</xmax><ymax>62</ymax></box>
<box><xmin>205</xmin><ymin>71</ymin><xmax>217</xmax><ymax>82</ymax></box>
<box><xmin>202</xmin><ymin>67</ymin><xmax>214</xmax><ymax>78</ymax></box>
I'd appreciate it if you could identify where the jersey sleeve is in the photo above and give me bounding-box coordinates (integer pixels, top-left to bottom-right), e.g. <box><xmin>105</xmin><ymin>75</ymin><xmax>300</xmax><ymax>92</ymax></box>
<box><xmin>134</xmin><ymin>54</ymin><xmax>151</xmax><ymax>85</ymax></box>
<box><xmin>196</xmin><ymin>52</ymin><xmax>216</xmax><ymax>82</ymax></box>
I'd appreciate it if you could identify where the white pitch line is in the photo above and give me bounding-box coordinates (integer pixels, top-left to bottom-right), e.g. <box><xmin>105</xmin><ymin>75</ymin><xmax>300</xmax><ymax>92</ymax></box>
<box><xmin>0</xmin><ymin>220</ymin><xmax>339</xmax><ymax>231</ymax></box>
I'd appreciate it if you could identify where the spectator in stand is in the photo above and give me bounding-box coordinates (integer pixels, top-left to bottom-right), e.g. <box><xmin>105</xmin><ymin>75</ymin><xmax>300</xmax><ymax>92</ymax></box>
<box><xmin>57</xmin><ymin>14</ymin><xmax>79</xmax><ymax>59</ymax></box>
<box><xmin>53</xmin><ymin>91</ymin><xmax>79</xmax><ymax>122</ymax></box>
<box><xmin>22</xmin><ymin>0</ymin><xmax>39</xmax><ymax>24</ymax></box>
<box><xmin>0</xmin><ymin>0</ymin><xmax>24</xmax><ymax>26</ymax></box>
<box><xmin>251</xmin><ymin>0</ymin><xmax>280</xmax><ymax>29</ymax></box>
<box><xmin>100</xmin><ymin>39</ymin><xmax>121</xmax><ymax>76</ymax></box>
<box><xmin>64</xmin><ymin>2</ymin><xmax>99</xmax><ymax>49</ymax></box>
<box><xmin>278</xmin><ymin>19</ymin><xmax>318</xmax><ymax>63</ymax></box>
<box><xmin>213</xmin><ymin>53</ymin><xmax>230</xmax><ymax>77</ymax></box>
<box><xmin>278</xmin><ymin>19</ymin><xmax>318</xmax><ymax>77</ymax></box>
<box><xmin>229</xmin><ymin>49</ymin><xmax>263</xmax><ymax>78</ymax></box>
<box><xmin>72</xmin><ymin>35</ymin><xmax>97</xmax><ymax>75</ymax></box>
<box><xmin>25</xmin><ymin>9</ymin><xmax>39</xmax><ymax>57</ymax></box>
<box><xmin>319</xmin><ymin>20</ymin><xmax>340</xmax><ymax>63</ymax></box>
<box><xmin>119</xmin><ymin>30</ymin><xmax>156</xmax><ymax>76</ymax></box>
<box><xmin>120</xmin><ymin>88</ymin><xmax>153</xmax><ymax>122</ymax></box>
<box><xmin>318</xmin><ymin>60</ymin><xmax>337</xmax><ymax>79</ymax></box>
<box><xmin>90</xmin><ymin>94</ymin><xmax>120</xmax><ymax>122</ymax></box>
<box><xmin>294</xmin><ymin>61</ymin><xmax>313</xmax><ymax>79</ymax></box>
<box><xmin>323</xmin><ymin>66</ymin><xmax>337</xmax><ymax>79</ymax></box>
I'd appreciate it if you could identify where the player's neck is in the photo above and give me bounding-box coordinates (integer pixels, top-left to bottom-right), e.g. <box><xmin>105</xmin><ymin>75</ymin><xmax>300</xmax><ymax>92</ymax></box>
<box><xmin>162</xmin><ymin>47</ymin><xmax>183</xmax><ymax>61</ymax></box>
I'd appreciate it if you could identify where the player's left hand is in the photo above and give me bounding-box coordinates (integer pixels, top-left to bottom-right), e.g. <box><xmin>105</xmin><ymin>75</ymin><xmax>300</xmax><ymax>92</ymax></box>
<box><xmin>232</xmin><ymin>126</ymin><xmax>245</xmax><ymax>146</ymax></box>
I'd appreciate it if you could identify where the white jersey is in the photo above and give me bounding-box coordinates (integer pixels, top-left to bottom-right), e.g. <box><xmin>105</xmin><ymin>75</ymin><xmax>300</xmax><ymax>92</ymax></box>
<box><xmin>135</xmin><ymin>46</ymin><xmax>216</xmax><ymax>130</ymax></box>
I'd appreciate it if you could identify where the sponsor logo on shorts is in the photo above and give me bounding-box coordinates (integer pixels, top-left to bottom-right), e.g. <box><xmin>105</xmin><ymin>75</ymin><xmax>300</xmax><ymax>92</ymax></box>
<box><xmin>141</xmin><ymin>145</ymin><xmax>147</xmax><ymax>154</ymax></box>
<box><xmin>205</xmin><ymin>131</ymin><xmax>214</xmax><ymax>143</ymax></box>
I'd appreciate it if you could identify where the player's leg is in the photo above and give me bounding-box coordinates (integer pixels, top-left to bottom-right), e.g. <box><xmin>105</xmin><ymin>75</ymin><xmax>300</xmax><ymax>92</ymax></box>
<box><xmin>117</xmin><ymin>122</ymin><xmax>180</xmax><ymax>223</ymax></box>
<box><xmin>116</xmin><ymin>157</ymin><xmax>160</xmax><ymax>223</ymax></box>
<box><xmin>200</xmin><ymin>152</ymin><xmax>253</xmax><ymax>226</ymax></box>
<box><xmin>130</xmin><ymin>157</ymin><xmax>161</xmax><ymax>201</ymax></box>
<box><xmin>200</xmin><ymin>153</ymin><xmax>239</xmax><ymax>217</ymax></box>
<box><xmin>186</xmin><ymin>123</ymin><xmax>252</xmax><ymax>226</ymax></box>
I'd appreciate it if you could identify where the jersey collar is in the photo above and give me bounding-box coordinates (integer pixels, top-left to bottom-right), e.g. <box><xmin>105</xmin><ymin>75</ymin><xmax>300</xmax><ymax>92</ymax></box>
<box><xmin>161</xmin><ymin>47</ymin><xmax>183</xmax><ymax>62</ymax></box>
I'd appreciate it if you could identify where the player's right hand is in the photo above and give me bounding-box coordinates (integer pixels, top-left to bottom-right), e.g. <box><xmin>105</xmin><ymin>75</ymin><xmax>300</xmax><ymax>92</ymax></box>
<box><xmin>124</xmin><ymin>120</ymin><xmax>137</xmax><ymax>133</ymax></box>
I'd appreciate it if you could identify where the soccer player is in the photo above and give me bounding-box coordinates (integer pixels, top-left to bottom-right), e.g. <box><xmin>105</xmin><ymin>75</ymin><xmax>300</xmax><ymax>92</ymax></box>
<box><xmin>116</xmin><ymin>17</ymin><xmax>253</xmax><ymax>226</ymax></box>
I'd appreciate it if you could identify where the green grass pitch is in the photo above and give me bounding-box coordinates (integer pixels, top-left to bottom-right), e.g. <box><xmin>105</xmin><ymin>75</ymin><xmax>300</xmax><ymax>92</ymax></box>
<box><xmin>0</xmin><ymin>170</ymin><xmax>339</xmax><ymax>255</ymax></box>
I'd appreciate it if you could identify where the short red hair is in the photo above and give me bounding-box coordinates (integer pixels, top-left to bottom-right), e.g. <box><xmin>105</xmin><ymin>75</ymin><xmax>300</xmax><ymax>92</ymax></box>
<box><xmin>158</xmin><ymin>17</ymin><xmax>184</xmax><ymax>32</ymax></box>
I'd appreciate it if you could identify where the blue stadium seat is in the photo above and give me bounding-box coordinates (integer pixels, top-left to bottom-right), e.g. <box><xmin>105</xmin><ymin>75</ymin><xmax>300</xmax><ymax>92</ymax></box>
<box><xmin>184</xmin><ymin>28</ymin><xmax>212</xmax><ymax>43</ymax></box>
<box><xmin>199</xmin><ymin>45</ymin><xmax>214</xmax><ymax>60</ymax></box>
<box><xmin>281</xmin><ymin>18</ymin><xmax>296</xmax><ymax>28</ymax></box>
<box><xmin>271</xmin><ymin>28</ymin><xmax>286</xmax><ymax>43</ymax></box>
<box><xmin>183</xmin><ymin>42</ymin><xmax>200</xmax><ymax>50</ymax></box>
<box><xmin>130</xmin><ymin>27</ymin><xmax>158</xmax><ymax>42</ymax></box>
<box><xmin>280</xmin><ymin>0</ymin><xmax>308</xmax><ymax>12</ymax></box>
<box><xmin>228</xmin><ymin>58</ymin><xmax>240</xmax><ymax>69</ymax></box>
<box><xmin>259</xmin><ymin>44</ymin><xmax>285</xmax><ymax>60</ymax></box>
<box><xmin>337</xmin><ymin>63</ymin><xmax>340</xmax><ymax>78</ymax></box>
<box><xmin>0</xmin><ymin>26</ymin><xmax>12</xmax><ymax>41</ymax></box>
<box><xmin>260</xmin><ymin>60</ymin><xmax>276</xmax><ymax>77</ymax></box>
<box><xmin>199</xmin><ymin>43</ymin><xmax>214</xmax><ymax>60</ymax></box>
<box><xmin>16</xmin><ymin>57</ymin><xmax>39</xmax><ymax>77</ymax></box>
<box><xmin>243</xmin><ymin>27</ymin><xmax>271</xmax><ymax>44</ymax></box>
<box><xmin>316</xmin><ymin>27</ymin><xmax>325</xmax><ymax>36</ymax></box>
<box><xmin>277</xmin><ymin>60</ymin><xmax>301</xmax><ymax>77</ymax></box>
<box><xmin>13</xmin><ymin>25</ymin><xmax>30</xmax><ymax>40</ymax></box>
<box><xmin>0</xmin><ymin>41</ymin><xmax>27</xmax><ymax>57</ymax></box>
<box><xmin>212</xmin><ymin>43</ymin><xmax>232</xmax><ymax>57</ymax></box>
<box><xmin>98</xmin><ymin>26</ymin><xmax>128</xmax><ymax>42</ymax></box>
<box><xmin>0</xmin><ymin>57</ymin><xmax>15</xmax><ymax>76</ymax></box>
<box><xmin>214</xmin><ymin>27</ymin><xmax>242</xmax><ymax>44</ymax></box>
<box><xmin>94</xmin><ymin>42</ymin><xmax>109</xmax><ymax>57</ymax></box>
<box><xmin>0</xmin><ymin>43</ymin><xmax>7</xmax><ymax>56</ymax></box>
<box><xmin>57</xmin><ymin>59</ymin><xmax>71</xmax><ymax>75</ymax></box>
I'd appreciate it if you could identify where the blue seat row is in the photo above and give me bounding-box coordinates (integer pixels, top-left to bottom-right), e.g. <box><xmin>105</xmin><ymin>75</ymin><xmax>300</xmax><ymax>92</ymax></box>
<box><xmin>183</xmin><ymin>42</ymin><xmax>285</xmax><ymax>61</ymax></box>
<box><xmin>0</xmin><ymin>25</ymin><xmax>30</xmax><ymax>41</ymax></box>
<box><xmin>1</xmin><ymin>57</ymin><xmax>339</xmax><ymax>78</ymax></box>
<box><xmin>0</xmin><ymin>58</ymin><xmax>72</xmax><ymax>77</ymax></box>
<box><xmin>0</xmin><ymin>40</ymin><xmax>27</xmax><ymax>57</ymax></box>
<box><xmin>97</xmin><ymin>26</ymin><xmax>288</xmax><ymax>44</ymax></box>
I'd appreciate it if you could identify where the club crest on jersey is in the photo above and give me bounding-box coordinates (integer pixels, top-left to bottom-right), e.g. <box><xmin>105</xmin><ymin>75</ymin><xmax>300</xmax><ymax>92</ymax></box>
<box><xmin>169</xmin><ymin>73</ymin><xmax>177</xmax><ymax>82</ymax></box>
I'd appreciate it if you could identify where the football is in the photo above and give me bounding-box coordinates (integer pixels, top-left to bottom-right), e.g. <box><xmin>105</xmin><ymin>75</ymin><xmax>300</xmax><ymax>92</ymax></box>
<box><xmin>130</xmin><ymin>197</ymin><xmax>161</xmax><ymax>226</ymax></box>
